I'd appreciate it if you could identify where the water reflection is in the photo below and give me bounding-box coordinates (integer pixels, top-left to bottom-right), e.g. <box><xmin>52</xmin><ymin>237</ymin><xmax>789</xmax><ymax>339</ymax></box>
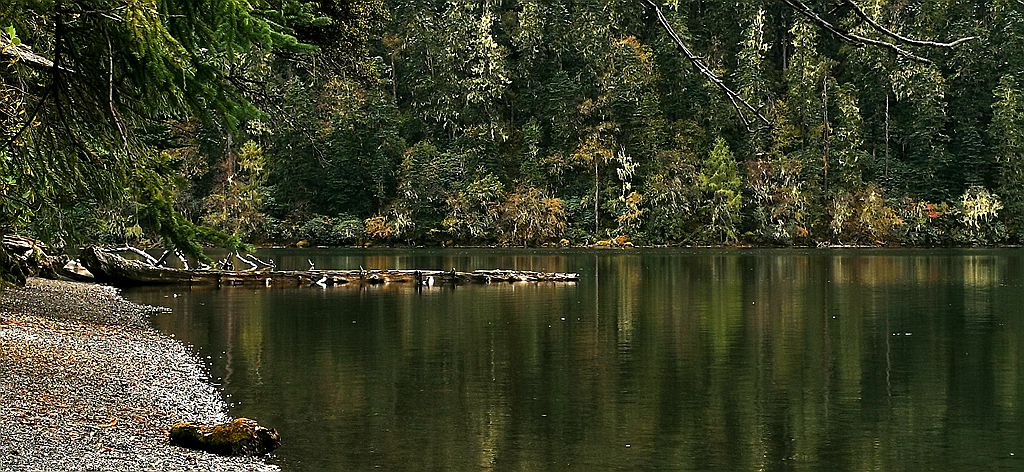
<box><xmin>125</xmin><ymin>249</ymin><xmax>1024</xmax><ymax>471</ymax></box>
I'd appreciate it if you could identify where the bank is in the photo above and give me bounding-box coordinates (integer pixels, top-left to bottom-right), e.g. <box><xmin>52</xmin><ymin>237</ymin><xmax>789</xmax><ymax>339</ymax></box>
<box><xmin>0</xmin><ymin>278</ymin><xmax>276</xmax><ymax>471</ymax></box>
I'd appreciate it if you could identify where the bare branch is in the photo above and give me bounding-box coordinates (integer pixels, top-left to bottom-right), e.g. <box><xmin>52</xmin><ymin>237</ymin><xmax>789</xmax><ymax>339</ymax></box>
<box><xmin>175</xmin><ymin>249</ymin><xmax>190</xmax><ymax>270</ymax></box>
<box><xmin>230</xmin><ymin>252</ymin><xmax>257</xmax><ymax>271</ymax></box>
<box><xmin>0</xmin><ymin>32</ymin><xmax>75</xmax><ymax>73</ymax></box>
<box><xmin>843</xmin><ymin>0</ymin><xmax>976</xmax><ymax>48</ymax></box>
<box><xmin>110</xmin><ymin>246</ymin><xmax>159</xmax><ymax>265</ymax></box>
<box><xmin>638</xmin><ymin>0</ymin><xmax>769</xmax><ymax>128</ymax></box>
<box><xmin>107</xmin><ymin>33</ymin><xmax>129</xmax><ymax>148</ymax></box>
<box><xmin>154</xmin><ymin>250</ymin><xmax>171</xmax><ymax>266</ymax></box>
<box><xmin>243</xmin><ymin>253</ymin><xmax>275</xmax><ymax>268</ymax></box>
<box><xmin>782</xmin><ymin>0</ymin><xmax>933</xmax><ymax>64</ymax></box>
<box><xmin>1</xmin><ymin>34</ymin><xmax>54</xmax><ymax>71</ymax></box>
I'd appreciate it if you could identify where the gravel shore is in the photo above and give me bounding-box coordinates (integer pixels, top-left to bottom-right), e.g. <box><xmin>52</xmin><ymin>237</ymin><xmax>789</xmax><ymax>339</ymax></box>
<box><xmin>0</xmin><ymin>278</ymin><xmax>277</xmax><ymax>471</ymax></box>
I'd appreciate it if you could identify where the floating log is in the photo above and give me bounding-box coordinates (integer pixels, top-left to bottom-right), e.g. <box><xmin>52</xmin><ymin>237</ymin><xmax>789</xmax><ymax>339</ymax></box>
<box><xmin>79</xmin><ymin>247</ymin><xmax>580</xmax><ymax>288</ymax></box>
<box><xmin>169</xmin><ymin>418</ymin><xmax>280</xmax><ymax>456</ymax></box>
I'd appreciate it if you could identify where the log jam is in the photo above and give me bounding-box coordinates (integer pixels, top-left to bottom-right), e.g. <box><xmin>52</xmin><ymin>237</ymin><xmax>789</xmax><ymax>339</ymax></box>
<box><xmin>79</xmin><ymin>247</ymin><xmax>580</xmax><ymax>288</ymax></box>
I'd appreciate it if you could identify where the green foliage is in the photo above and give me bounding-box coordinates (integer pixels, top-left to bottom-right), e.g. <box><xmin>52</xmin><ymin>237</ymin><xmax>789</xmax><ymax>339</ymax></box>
<box><xmin>390</xmin><ymin>141</ymin><xmax>463</xmax><ymax>240</ymax></box>
<box><xmin>829</xmin><ymin>186</ymin><xmax>902</xmax><ymax>245</ymax></box>
<box><xmin>897</xmin><ymin>199</ymin><xmax>953</xmax><ymax>246</ymax></box>
<box><xmin>889</xmin><ymin>64</ymin><xmax>951</xmax><ymax>201</ymax></box>
<box><xmin>0</xmin><ymin>0</ymin><xmax>313</xmax><ymax>262</ymax></box>
<box><xmin>495</xmin><ymin>186</ymin><xmax>567</xmax><ymax>247</ymax></box>
<box><xmin>134</xmin><ymin>172</ymin><xmax>252</xmax><ymax>262</ymax></box>
<box><xmin>697</xmin><ymin>137</ymin><xmax>743</xmax><ymax>244</ymax></box>
<box><xmin>993</xmin><ymin>74</ymin><xmax>1024</xmax><ymax>240</ymax></box>
<box><xmin>443</xmin><ymin>174</ymin><xmax>503</xmax><ymax>242</ymax></box>
<box><xmin>746</xmin><ymin>107</ymin><xmax>808</xmax><ymax>244</ymax></box>
<box><xmin>3</xmin><ymin>25</ymin><xmax>19</xmax><ymax>46</ymax></box>
<box><xmin>296</xmin><ymin>214</ymin><xmax>365</xmax><ymax>246</ymax></box>
<box><xmin>644</xmin><ymin>164</ymin><xmax>699</xmax><ymax>242</ymax></box>
<box><xmin>203</xmin><ymin>141</ymin><xmax>268</xmax><ymax>239</ymax></box>
<box><xmin>951</xmin><ymin>186</ymin><xmax>1006</xmax><ymax>245</ymax></box>
<box><xmin>3</xmin><ymin>0</ymin><xmax>1020</xmax><ymax>256</ymax></box>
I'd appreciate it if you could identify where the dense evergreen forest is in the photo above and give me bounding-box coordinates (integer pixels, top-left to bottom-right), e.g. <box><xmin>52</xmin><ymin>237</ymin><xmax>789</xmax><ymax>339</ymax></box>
<box><xmin>2</xmin><ymin>0</ymin><xmax>1023</xmax><ymax>257</ymax></box>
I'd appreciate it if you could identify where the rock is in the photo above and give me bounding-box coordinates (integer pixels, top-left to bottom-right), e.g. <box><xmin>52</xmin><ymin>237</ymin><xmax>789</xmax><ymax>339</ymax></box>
<box><xmin>61</xmin><ymin>259</ymin><xmax>95</xmax><ymax>282</ymax></box>
<box><xmin>169</xmin><ymin>418</ymin><xmax>281</xmax><ymax>456</ymax></box>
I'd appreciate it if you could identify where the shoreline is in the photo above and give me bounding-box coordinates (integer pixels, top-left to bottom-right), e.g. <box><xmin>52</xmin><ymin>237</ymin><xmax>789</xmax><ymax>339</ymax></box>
<box><xmin>0</xmin><ymin>278</ymin><xmax>276</xmax><ymax>471</ymax></box>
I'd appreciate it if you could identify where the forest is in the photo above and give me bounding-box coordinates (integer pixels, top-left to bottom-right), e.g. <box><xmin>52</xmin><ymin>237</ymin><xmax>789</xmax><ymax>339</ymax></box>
<box><xmin>2</xmin><ymin>0</ymin><xmax>1023</xmax><ymax>259</ymax></box>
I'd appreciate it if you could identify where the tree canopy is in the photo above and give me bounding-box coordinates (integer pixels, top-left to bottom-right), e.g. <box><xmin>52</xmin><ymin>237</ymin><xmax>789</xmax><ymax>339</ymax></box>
<box><xmin>2</xmin><ymin>0</ymin><xmax>1020</xmax><ymax>265</ymax></box>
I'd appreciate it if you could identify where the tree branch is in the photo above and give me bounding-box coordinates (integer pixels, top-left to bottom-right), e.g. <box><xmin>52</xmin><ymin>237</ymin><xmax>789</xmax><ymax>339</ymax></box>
<box><xmin>110</xmin><ymin>246</ymin><xmax>159</xmax><ymax>265</ymax></box>
<box><xmin>0</xmin><ymin>23</ymin><xmax>68</xmax><ymax>152</ymax></box>
<box><xmin>0</xmin><ymin>32</ymin><xmax>74</xmax><ymax>73</ymax></box>
<box><xmin>1</xmin><ymin>34</ymin><xmax>54</xmax><ymax>71</ymax></box>
<box><xmin>782</xmin><ymin>0</ymin><xmax>933</xmax><ymax>64</ymax></box>
<box><xmin>843</xmin><ymin>0</ymin><xmax>976</xmax><ymax>48</ymax></box>
<box><xmin>107</xmin><ymin>33</ymin><xmax>129</xmax><ymax>148</ymax></box>
<box><xmin>638</xmin><ymin>0</ymin><xmax>769</xmax><ymax>128</ymax></box>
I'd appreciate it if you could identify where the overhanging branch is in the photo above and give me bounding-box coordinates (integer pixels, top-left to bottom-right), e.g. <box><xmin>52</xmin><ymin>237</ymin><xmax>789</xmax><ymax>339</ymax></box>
<box><xmin>843</xmin><ymin>0</ymin><xmax>976</xmax><ymax>48</ymax></box>
<box><xmin>638</xmin><ymin>0</ymin><xmax>769</xmax><ymax>129</ymax></box>
<box><xmin>782</xmin><ymin>0</ymin><xmax>932</xmax><ymax>64</ymax></box>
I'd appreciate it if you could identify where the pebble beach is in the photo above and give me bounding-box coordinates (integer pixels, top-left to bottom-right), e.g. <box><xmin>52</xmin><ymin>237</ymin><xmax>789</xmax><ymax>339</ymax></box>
<box><xmin>0</xmin><ymin>278</ymin><xmax>276</xmax><ymax>471</ymax></box>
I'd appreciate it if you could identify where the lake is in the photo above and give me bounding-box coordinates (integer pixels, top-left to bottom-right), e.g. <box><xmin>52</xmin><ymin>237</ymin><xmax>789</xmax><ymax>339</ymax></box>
<box><xmin>123</xmin><ymin>248</ymin><xmax>1024</xmax><ymax>471</ymax></box>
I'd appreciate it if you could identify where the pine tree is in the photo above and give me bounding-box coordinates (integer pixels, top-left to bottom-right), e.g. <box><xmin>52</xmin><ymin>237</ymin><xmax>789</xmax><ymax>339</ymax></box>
<box><xmin>0</xmin><ymin>0</ymin><xmax>310</xmax><ymax>256</ymax></box>
<box><xmin>698</xmin><ymin>137</ymin><xmax>743</xmax><ymax>243</ymax></box>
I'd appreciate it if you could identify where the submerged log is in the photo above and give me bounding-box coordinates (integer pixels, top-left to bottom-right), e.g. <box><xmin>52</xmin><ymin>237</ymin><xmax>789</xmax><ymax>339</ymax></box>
<box><xmin>169</xmin><ymin>418</ymin><xmax>280</xmax><ymax>456</ymax></box>
<box><xmin>79</xmin><ymin>247</ymin><xmax>580</xmax><ymax>287</ymax></box>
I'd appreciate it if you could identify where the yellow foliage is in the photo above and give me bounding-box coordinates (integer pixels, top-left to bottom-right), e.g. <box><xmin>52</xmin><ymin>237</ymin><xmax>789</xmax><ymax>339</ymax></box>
<box><xmin>496</xmin><ymin>187</ymin><xmax>567</xmax><ymax>246</ymax></box>
<box><xmin>364</xmin><ymin>215</ymin><xmax>394</xmax><ymax>240</ymax></box>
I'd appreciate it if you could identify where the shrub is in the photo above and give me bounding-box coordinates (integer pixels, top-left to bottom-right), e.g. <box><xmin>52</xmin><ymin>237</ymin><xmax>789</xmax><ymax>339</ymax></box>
<box><xmin>897</xmin><ymin>198</ymin><xmax>953</xmax><ymax>246</ymax></box>
<box><xmin>495</xmin><ymin>187</ymin><xmax>567</xmax><ymax>246</ymax></box>
<box><xmin>296</xmin><ymin>214</ymin><xmax>365</xmax><ymax>246</ymax></box>
<box><xmin>951</xmin><ymin>186</ymin><xmax>1006</xmax><ymax>245</ymax></box>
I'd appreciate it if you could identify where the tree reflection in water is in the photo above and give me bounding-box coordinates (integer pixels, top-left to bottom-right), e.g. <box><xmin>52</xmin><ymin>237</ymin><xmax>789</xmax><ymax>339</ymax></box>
<box><xmin>129</xmin><ymin>248</ymin><xmax>1024</xmax><ymax>471</ymax></box>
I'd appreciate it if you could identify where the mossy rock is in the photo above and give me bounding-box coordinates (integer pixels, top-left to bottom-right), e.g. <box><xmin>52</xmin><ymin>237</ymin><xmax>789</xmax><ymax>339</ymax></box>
<box><xmin>169</xmin><ymin>418</ymin><xmax>280</xmax><ymax>456</ymax></box>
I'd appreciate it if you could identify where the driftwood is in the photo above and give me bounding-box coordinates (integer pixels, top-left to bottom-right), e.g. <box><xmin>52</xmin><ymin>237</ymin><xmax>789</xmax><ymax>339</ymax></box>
<box><xmin>2</xmin><ymin>235</ymin><xmax>60</xmax><ymax>284</ymax></box>
<box><xmin>169</xmin><ymin>418</ymin><xmax>280</xmax><ymax>456</ymax></box>
<box><xmin>79</xmin><ymin>247</ymin><xmax>580</xmax><ymax>288</ymax></box>
<box><xmin>2</xmin><ymin>235</ymin><xmax>103</xmax><ymax>284</ymax></box>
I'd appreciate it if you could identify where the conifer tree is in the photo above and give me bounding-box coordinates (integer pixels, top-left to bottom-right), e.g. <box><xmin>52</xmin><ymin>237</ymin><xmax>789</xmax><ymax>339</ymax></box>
<box><xmin>0</xmin><ymin>0</ymin><xmax>309</xmax><ymax>256</ymax></box>
<box><xmin>698</xmin><ymin>137</ymin><xmax>743</xmax><ymax>243</ymax></box>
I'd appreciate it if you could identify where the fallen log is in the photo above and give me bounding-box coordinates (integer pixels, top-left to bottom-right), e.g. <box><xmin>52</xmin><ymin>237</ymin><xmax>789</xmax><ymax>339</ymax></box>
<box><xmin>2</xmin><ymin>235</ymin><xmax>70</xmax><ymax>285</ymax></box>
<box><xmin>169</xmin><ymin>418</ymin><xmax>280</xmax><ymax>456</ymax></box>
<box><xmin>79</xmin><ymin>247</ymin><xmax>580</xmax><ymax>287</ymax></box>
<box><xmin>80</xmin><ymin>246</ymin><xmax>195</xmax><ymax>285</ymax></box>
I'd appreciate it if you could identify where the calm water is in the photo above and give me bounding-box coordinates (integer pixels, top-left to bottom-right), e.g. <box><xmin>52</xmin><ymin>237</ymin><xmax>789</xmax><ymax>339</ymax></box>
<box><xmin>124</xmin><ymin>248</ymin><xmax>1024</xmax><ymax>471</ymax></box>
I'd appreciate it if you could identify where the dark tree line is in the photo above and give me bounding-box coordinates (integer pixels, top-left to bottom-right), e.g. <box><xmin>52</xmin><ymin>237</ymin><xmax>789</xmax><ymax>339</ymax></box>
<box><xmin>2</xmin><ymin>0</ymin><xmax>1023</xmax><ymax>261</ymax></box>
